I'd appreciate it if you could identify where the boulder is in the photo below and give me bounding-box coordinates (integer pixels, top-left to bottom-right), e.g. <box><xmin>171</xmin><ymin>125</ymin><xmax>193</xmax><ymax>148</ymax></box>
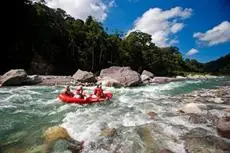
<box><xmin>188</xmin><ymin>114</ymin><xmax>208</xmax><ymax>124</ymax></box>
<box><xmin>217</xmin><ymin>116</ymin><xmax>230</xmax><ymax>139</ymax></box>
<box><xmin>99</xmin><ymin>66</ymin><xmax>141</xmax><ymax>87</ymax></box>
<box><xmin>24</xmin><ymin>75</ymin><xmax>42</xmax><ymax>85</ymax></box>
<box><xmin>141</xmin><ymin>70</ymin><xmax>154</xmax><ymax>83</ymax></box>
<box><xmin>0</xmin><ymin>69</ymin><xmax>27</xmax><ymax>86</ymax></box>
<box><xmin>159</xmin><ymin>149</ymin><xmax>174</xmax><ymax>153</ymax></box>
<box><xmin>207</xmin><ymin>97</ymin><xmax>224</xmax><ymax>104</ymax></box>
<box><xmin>184</xmin><ymin>128</ymin><xmax>230</xmax><ymax>153</ymax></box>
<box><xmin>24</xmin><ymin>145</ymin><xmax>46</xmax><ymax>153</ymax></box>
<box><xmin>72</xmin><ymin>69</ymin><xmax>96</xmax><ymax>83</ymax></box>
<box><xmin>147</xmin><ymin>112</ymin><xmax>157</xmax><ymax>120</ymax></box>
<box><xmin>43</xmin><ymin>126</ymin><xmax>72</xmax><ymax>144</ymax></box>
<box><xmin>100</xmin><ymin>128</ymin><xmax>116</xmax><ymax>137</ymax></box>
<box><xmin>179</xmin><ymin>103</ymin><xmax>206</xmax><ymax>115</ymax></box>
<box><xmin>97</xmin><ymin>76</ymin><xmax>122</xmax><ymax>87</ymax></box>
<box><xmin>223</xmin><ymin>108</ymin><xmax>230</xmax><ymax>113</ymax></box>
<box><xmin>137</xmin><ymin>126</ymin><xmax>159</xmax><ymax>153</ymax></box>
<box><xmin>42</xmin><ymin>126</ymin><xmax>83</xmax><ymax>153</ymax></box>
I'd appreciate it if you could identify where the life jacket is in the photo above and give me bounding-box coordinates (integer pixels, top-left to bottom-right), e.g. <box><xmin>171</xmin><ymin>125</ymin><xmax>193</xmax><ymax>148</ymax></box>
<box><xmin>65</xmin><ymin>90</ymin><xmax>74</xmax><ymax>97</ymax></box>
<box><xmin>94</xmin><ymin>87</ymin><xmax>103</xmax><ymax>97</ymax></box>
<box><xmin>76</xmin><ymin>89</ymin><xmax>82</xmax><ymax>95</ymax></box>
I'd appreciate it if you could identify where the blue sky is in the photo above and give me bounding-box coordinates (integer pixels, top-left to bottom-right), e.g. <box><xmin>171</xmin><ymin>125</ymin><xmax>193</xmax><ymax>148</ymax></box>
<box><xmin>47</xmin><ymin>0</ymin><xmax>230</xmax><ymax>63</ymax></box>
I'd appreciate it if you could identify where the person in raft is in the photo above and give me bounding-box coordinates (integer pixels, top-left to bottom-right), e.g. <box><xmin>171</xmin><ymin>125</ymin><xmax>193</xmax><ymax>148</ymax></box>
<box><xmin>75</xmin><ymin>86</ymin><xmax>85</xmax><ymax>99</ymax></box>
<box><xmin>63</xmin><ymin>85</ymin><xmax>74</xmax><ymax>97</ymax></box>
<box><xmin>94</xmin><ymin>84</ymin><xmax>104</xmax><ymax>98</ymax></box>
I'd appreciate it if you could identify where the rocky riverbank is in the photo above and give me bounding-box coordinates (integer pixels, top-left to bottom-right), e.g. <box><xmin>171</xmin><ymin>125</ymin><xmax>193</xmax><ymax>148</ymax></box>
<box><xmin>0</xmin><ymin>67</ymin><xmax>219</xmax><ymax>87</ymax></box>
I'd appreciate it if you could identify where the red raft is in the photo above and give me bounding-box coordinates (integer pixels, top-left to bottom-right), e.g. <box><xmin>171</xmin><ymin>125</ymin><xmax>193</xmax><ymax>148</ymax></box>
<box><xmin>58</xmin><ymin>91</ymin><xmax>113</xmax><ymax>105</ymax></box>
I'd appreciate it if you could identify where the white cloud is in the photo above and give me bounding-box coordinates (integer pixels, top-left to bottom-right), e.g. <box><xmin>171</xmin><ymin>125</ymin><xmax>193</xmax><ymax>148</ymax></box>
<box><xmin>128</xmin><ymin>7</ymin><xmax>192</xmax><ymax>47</ymax></box>
<box><xmin>108</xmin><ymin>0</ymin><xmax>116</xmax><ymax>7</ymax></box>
<box><xmin>193</xmin><ymin>21</ymin><xmax>230</xmax><ymax>46</ymax></box>
<box><xmin>186</xmin><ymin>48</ymin><xmax>199</xmax><ymax>56</ymax></box>
<box><xmin>171</xmin><ymin>23</ymin><xmax>184</xmax><ymax>33</ymax></box>
<box><xmin>46</xmin><ymin>0</ymin><xmax>115</xmax><ymax>21</ymax></box>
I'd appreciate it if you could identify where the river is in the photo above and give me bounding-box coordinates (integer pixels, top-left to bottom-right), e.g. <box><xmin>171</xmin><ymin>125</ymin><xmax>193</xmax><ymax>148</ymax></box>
<box><xmin>1</xmin><ymin>77</ymin><xmax>230</xmax><ymax>153</ymax></box>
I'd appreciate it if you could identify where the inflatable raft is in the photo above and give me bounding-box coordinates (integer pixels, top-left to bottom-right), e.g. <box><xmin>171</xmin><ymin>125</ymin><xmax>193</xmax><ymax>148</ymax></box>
<box><xmin>58</xmin><ymin>91</ymin><xmax>112</xmax><ymax>104</ymax></box>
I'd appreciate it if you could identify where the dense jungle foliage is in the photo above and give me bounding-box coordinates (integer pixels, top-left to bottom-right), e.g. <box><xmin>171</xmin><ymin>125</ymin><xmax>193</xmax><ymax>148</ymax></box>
<box><xmin>2</xmin><ymin>0</ymin><xmax>229</xmax><ymax>76</ymax></box>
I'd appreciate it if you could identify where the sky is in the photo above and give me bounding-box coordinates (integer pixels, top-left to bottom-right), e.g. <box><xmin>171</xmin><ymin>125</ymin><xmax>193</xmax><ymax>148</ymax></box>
<box><xmin>46</xmin><ymin>0</ymin><xmax>230</xmax><ymax>63</ymax></box>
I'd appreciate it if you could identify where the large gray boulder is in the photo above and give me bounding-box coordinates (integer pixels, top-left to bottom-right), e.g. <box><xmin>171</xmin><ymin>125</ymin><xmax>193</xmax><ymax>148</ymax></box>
<box><xmin>72</xmin><ymin>69</ymin><xmax>96</xmax><ymax>83</ymax></box>
<box><xmin>179</xmin><ymin>103</ymin><xmax>207</xmax><ymax>115</ymax></box>
<box><xmin>217</xmin><ymin>116</ymin><xmax>230</xmax><ymax>139</ymax></box>
<box><xmin>24</xmin><ymin>75</ymin><xmax>42</xmax><ymax>85</ymax></box>
<box><xmin>97</xmin><ymin>76</ymin><xmax>122</xmax><ymax>87</ymax></box>
<box><xmin>0</xmin><ymin>69</ymin><xmax>27</xmax><ymax>86</ymax></box>
<box><xmin>99</xmin><ymin>66</ymin><xmax>141</xmax><ymax>87</ymax></box>
<box><xmin>141</xmin><ymin>70</ymin><xmax>154</xmax><ymax>83</ymax></box>
<box><xmin>184</xmin><ymin>128</ymin><xmax>230</xmax><ymax>153</ymax></box>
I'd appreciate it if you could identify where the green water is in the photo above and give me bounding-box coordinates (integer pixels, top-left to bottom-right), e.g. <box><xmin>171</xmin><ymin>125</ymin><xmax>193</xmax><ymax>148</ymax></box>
<box><xmin>0</xmin><ymin>77</ymin><xmax>230</xmax><ymax>153</ymax></box>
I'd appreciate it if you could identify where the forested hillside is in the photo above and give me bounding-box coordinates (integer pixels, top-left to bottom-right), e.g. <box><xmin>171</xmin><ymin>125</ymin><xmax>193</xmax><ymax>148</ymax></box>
<box><xmin>2</xmin><ymin>0</ymin><xmax>229</xmax><ymax>76</ymax></box>
<box><xmin>204</xmin><ymin>54</ymin><xmax>230</xmax><ymax>75</ymax></box>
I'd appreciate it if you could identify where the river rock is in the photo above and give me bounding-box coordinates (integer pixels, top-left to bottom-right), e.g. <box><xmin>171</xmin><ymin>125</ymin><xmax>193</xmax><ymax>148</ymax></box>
<box><xmin>43</xmin><ymin>126</ymin><xmax>72</xmax><ymax>144</ymax></box>
<box><xmin>24</xmin><ymin>144</ymin><xmax>46</xmax><ymax>153</ymax></box>
<box><xmin>189</xmin><ymin>114</ymin><xmax>208</xmax><ymax>124</ymax></box>
<box><xmin>207</xmin><ymin>97</ymin><xmax>224</xmax><ymax>104</ymax></box>
<box><xmin>137</xmin><ymin>126</ymin><xmax>159</xmax><ymax>153</ymax></box>
<box><xmin>223</xmin><ymin>108</ymin><xmax>230</xmax><ymax>113</ymax></box>
<box><xmin>179</xmin><ymin>103</ymin><xmax>206</xmax><ymax>115</ymax></box>
<box><xmin>0</xmin><ymin>69</ymin><xmax>27</xmax><ymax>86</ymax></box>
<box><xmin>184</xmin><ymin>128</ymin><xmax>230</xmax><ymax>153</ymax></box>
<box><xmin>159</xmin><ymin>149</ymin><xmax>174</xmax><ymax>153</ymax></box>
<box><xmin>97</xmin><ymin>76</ymin><xmax>122</xmax><ymax>87</ymax></box>
<box><xmin>141</xmin><ymin>70</ymin><xmax>154</xmax><ymax>83</ymax></box>
<box><xmin>43</xmin><ymin>126</ymin><xmax>83</xmax><ymax>153</ymax></box>
<box><xmin>217</xmin><ymin>116</ymin><xmax>230</xmax><ymax>139</ymax></box>
<box><xmin>99</xmin><ymin>66</ymin><xmax>141</xmax><ymax>87</ymax></box>
<box><xmin>147</xmin><ymin>112</ymin><xmax>157</xmax><ymax>120</ymax></box>
<box><xmin>100</xmin><ymin>128</ymin><xmax>117</xmax><ymax>137</ymax></box>
<box><xmin>24</xmin><ymin>75</ymin><xmax>42</xmax><ymax>85</ymax></box>
<box><xmin>72</xmin><ymin>69</ymin><xmax>96</xmax><ymax>83</ymax></box>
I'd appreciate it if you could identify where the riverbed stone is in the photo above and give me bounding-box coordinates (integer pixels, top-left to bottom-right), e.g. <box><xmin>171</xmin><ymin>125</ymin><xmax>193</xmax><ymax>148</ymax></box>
<box><xmin>99</xmin><ymin>66</ymin><xmax>141</xmax><ymax>87</ymax></box>
<box><xmin>141</xmin><ymin>70</ymin><xmax>154</xmax><ymax>83</ymax></box>
<box><xmin>24</xmin><ymin>75</ymin><xmax>42</xmax><ymax>85</ymax></box>
<box><xmin>223</xmin><ymin>108</ymin><xmax>230</xmax><ymax>113</ymax></box>
<box><xmin>24</xmin><ymin>144</ymin><xmax>46</xmax><ymax>153</ymax></box>
<box><xmin>137</xmin><ymin>126</ymin><xmax>159</xmax><ymax>153</ymax></box>
<box><xmin>159</xmin><ymin>149</ymin><xmax>174</xmax><ymax>153</ymax></box>
<box><xmin>147</xmin><ymin>112</ymin><xmax>157</xmax><ymax>120</ymax></box>
<box><xmin>42</xmin><ymin>126</ymin><xmax>83</xmax><ymax>153</ymax></box>
<box><xmin>207</xmin><ymin>97</ymin><xmax>224</xmax><ymax>104</ymax></box>
<box><xmin>217</xmin><ymin>116</ymin><xmax>230</xmax><ymax>139</ymax></box>
<box><xmin>184</xmin><ymin>128</ymin><xmax>230</xmax><ymax>153</ymax></box>
<box><xmin>43</xmin><ymin>126</ymin><xmax>72</xmax><ymax>143</ymax></box>
<box><xmin>0</xmin><ymin>69</ymin><xmax>27</xmax><ymax>86</ymax></box>
<box><xmin>180</xmin><ymin>103</ymin><xmax>206</xmax><ymax>115</ymax></box>
<box><xmin>100</xmin><ymin>128</ymin><xmax>117</xmax><ymax>137</ymax></box>
<box><xmin>188</xmin><ymin>114</ymin><xmax>208</xmax><ymax>124</ymax></box>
